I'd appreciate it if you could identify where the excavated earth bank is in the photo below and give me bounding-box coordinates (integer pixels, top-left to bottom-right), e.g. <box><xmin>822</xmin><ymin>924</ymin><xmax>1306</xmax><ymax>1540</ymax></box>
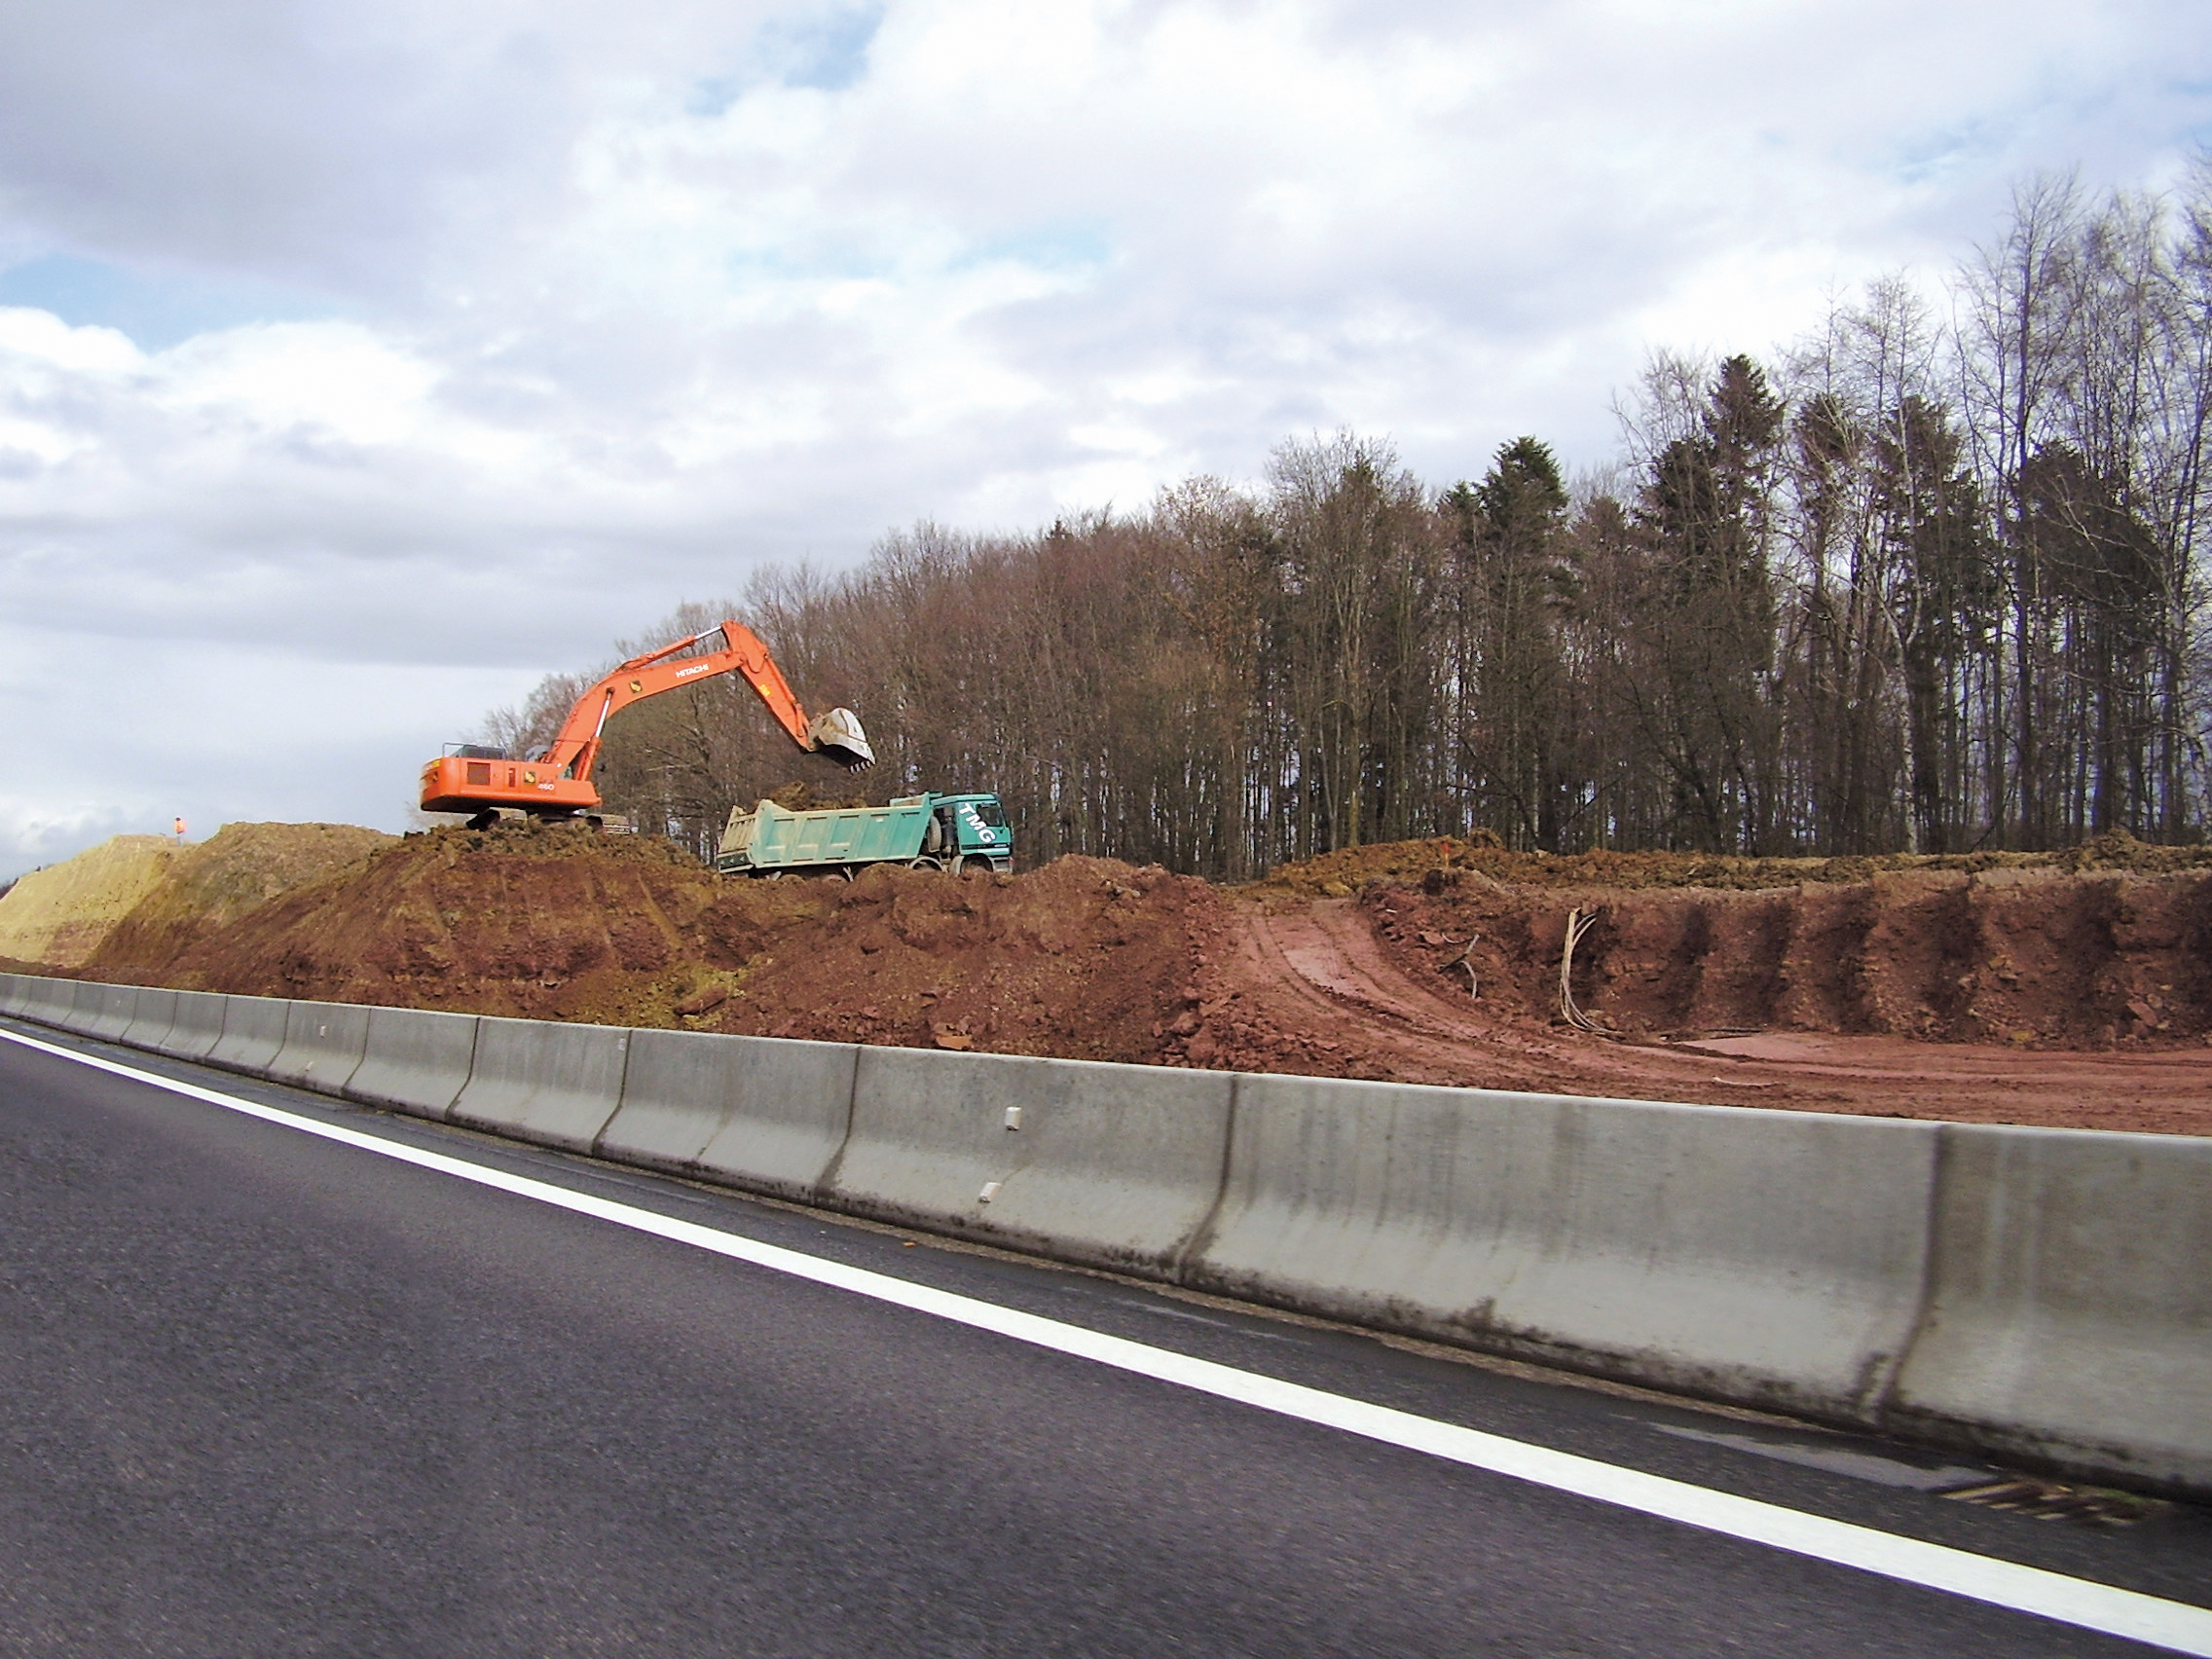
<box><xmin>18</xmin><ymin>819</ymin><xmax>2212</xmax><ymax>1135</ymax></box>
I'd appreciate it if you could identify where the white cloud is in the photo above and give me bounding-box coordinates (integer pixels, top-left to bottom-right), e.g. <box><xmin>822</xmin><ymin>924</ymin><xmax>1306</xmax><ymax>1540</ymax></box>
<box><xmin>1</xmin><ymin>0</ymin><xmax>2208</xmax><ymax>878</ymax></box>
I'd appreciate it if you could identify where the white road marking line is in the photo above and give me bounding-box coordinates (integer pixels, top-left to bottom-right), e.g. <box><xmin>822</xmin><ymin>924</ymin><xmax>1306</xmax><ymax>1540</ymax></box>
<box><xmin>9</xmin><ymin>1024</ymin><xmax>2210</xmax><ymax>1656</ymax></box>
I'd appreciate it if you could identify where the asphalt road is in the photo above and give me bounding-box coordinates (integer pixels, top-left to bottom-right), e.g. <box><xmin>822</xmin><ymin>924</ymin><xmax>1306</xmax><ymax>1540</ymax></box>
<box><xmin>2</xmin><ymin>1023</ymin><xmax>2207</xmax><ymax>1657</ymax></box>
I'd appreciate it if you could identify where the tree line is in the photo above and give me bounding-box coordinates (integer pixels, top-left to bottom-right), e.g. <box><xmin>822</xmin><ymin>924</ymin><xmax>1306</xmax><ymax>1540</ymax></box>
<box><xmin>485</xmin><ymin>166</ymin><xmax>2212</xmax><ymax>876</ymax></box>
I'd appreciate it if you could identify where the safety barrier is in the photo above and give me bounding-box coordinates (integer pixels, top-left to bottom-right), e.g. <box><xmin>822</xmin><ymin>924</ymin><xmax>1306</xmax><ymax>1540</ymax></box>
<box><xmin>203</xmin><ymin>994</ymin><xmax>291</xmax><ymax>1077</ymax></box>
<box><xmin>156</xmin><ymin>990</ymin><xmax>232</xmax><ymax>1061</ymax></box>
<box><xmin>343</xmin><ymin>1006</ymin><xmax>480</xmax><ymax>1121</ymax></box>
<box><xmin>3</xmin><ymin>975</ymin><xmax>2205</xmax><ymax>1496</ymax></box>
<box><xmin>15</xmin><ymin>977</ymin><xmax>66</xmax><ymax>1024</ymax></box>
<box><xmin>78</xmin><ymin>981</ymin><xmax>142</xmax><ymax>1041</ymax></box>
<box><xmin>448</xmin><ymin>1015</ymin><xmax>631</xmax><ymax>1154</ymax></box>
<box><xmin>597</xmin><ymin>1029</ymin><xmax>857</xmax><ymax>1202</ymax></box>
<box><xmin>1184</xmin><ymin>1073</ymin><xmax>1939</xmax><ymax>1423</ymax></box>
<box><xmin>825</xmin><ymin>1047</ymin><xmax>1235</xmax><ymax>1276</ymax></box>
<box><xmin>32</xmin><ymin>977</ymin><xmax>82</xmax><ymax>1029</ymax></box>
<box><xmin>1889</xmin><ymin>1124</ymin><xmax>2212</xmax><ymax>1493</ymax></box>
<box><xmin>121</xmin><ymin>986</ymin><xmax>178</xmax><ymax>1051</ymax></box>
<box><xmin>55</xmin><ymin>978</ymin><xmax>108</xmax><ymax>1035</ymax></box>
<box><xmin>268</xmin><ymin>1002</ymin><xmax>372</xmax><ymax>1094</ymax></box>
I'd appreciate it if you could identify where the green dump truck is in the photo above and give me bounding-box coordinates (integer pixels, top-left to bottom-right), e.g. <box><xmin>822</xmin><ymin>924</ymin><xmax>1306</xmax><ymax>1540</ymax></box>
<box><xmin>714</xmin><ymin>792</ymin><xmax>1013</xmax><ymax>878</ymax></box>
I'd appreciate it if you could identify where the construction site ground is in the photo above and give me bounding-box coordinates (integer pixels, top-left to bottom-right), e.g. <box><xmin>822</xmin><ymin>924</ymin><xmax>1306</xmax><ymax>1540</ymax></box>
<box><xmin>8</xmin><ymin>821</ymin><xmax>2212</xmax><ymax>1136</ymax></box>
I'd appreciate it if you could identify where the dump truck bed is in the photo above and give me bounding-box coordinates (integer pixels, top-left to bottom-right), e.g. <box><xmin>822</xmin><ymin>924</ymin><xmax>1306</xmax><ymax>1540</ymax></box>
<box><xmin>719</xmin><ymin>797</ymin><xmax>931</xmax><ymax>872</ymax></box>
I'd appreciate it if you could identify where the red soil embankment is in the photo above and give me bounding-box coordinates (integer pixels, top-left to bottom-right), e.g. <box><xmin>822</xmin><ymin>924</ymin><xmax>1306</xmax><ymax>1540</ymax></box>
<box><xmin>50</xmin><ymin>818</ymin><xmax>2212</xmax><ymax>1136</ymax></box>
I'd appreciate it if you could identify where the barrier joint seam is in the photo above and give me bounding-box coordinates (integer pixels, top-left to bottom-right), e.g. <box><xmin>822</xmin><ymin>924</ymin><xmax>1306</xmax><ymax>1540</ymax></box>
<box><xmin>1172</xmin><ymin>1070</ymin><xmax>1241</xmax><ymax>1288</ymax></box>
<box><xmin>588</xmin><ymin>1026</ymin><xmax>641</xmax><ymax>1158</ymax></box>
<box><xmin>1879</xmin><ymin>1122</ymin><xmax>1960</xmax><ymax>1433</ymax></box>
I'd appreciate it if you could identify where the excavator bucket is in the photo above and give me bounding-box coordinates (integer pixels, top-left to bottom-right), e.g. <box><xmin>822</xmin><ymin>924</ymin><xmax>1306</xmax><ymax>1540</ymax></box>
<box><xmin>807</xmin><ymin>707</ymin><xmax>876</xmax><ymax>771</ymax></box>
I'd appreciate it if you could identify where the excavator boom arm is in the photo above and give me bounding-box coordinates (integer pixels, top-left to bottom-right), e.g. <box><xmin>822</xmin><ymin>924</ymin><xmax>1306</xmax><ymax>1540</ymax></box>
<box><xmin>419</xmin><ymin>619</ymin><xmax>871</xmax><ymax>820</ymax></box>
<box><xmin>542</xmin><ymin>622</ymin><xmax>819</xmax><ymax>785</ymax></box>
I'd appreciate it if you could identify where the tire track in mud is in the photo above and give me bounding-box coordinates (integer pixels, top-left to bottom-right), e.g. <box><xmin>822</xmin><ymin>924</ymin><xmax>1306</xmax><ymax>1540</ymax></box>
<box><xmin>1197</xmin><ymin>899</ymin><xmax>1603</xmax><ymax>1092</ymax></box>
<box><xmin>1196</xmin><ymin>896</ymin><xmax>2212</xmax><ymax>1135</ymax></box>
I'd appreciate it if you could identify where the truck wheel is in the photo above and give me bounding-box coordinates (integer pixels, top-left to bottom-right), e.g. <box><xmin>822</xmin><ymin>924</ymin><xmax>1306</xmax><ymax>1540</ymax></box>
<box><xmin>958</xmin><ymin>855</ymin><xmax>993</xmax><ymax>878</ymax></box>
<box><xmin>907</xmin><ymin>856</ymin><xmax>942</xmax><ymax>871</ymax></box>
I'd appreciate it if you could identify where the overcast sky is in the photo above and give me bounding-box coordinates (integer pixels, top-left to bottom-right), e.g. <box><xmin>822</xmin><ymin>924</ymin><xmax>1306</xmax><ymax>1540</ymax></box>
<box><xmin>2</xmin><ymin>0</ymin><xmax>2207</xmax><ymax>879</ymax></box>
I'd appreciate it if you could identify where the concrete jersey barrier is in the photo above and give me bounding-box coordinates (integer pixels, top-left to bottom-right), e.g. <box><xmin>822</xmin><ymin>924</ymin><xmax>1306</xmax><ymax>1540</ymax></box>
<box><xmin>1889</xmin><ymin>1124</ymin><xmax>2212</xmax><ymax>1494</ymax></box>
<box><xmin>121</xmin><ymin>987</ymin><xmax>180</xmax><ymax>1051</ymax></box>
<box><xmin>78</xmin><ymin>982</ymin><xmax>144</xmax><ymax>1042</ymax></box>
<box><xmin>598</xmin><ymin>1028</ymin><xmax>858</xmax><ymax>1200</ymax></box>
<box><xmin>825</xmin><ymin>1046</ymin><xmax>1235</xmax><ymax>1276</ymax></box>
<box><xmin>21</xmin><ymin>977</ymin><xmax>76</xmax><ymax>1030</ymax></box>
<box><xmin>55</xmin><ymin>978</ymin><xmax>112</xmax><ymax>1036</ymax></box>
<box><xmin>8</xmin><ymin>975</ymin><xmax>68</xmax><ymax>1027</ymax></box>
<box><xmin>267</xmin><ymin>1002</ymin><xmax>372</xmax><ymax>1094</ymax></box>
<box><xmin>0</xmin><ymin>973</ymin><xmax>31</xmax><ymax>1016</ymax></box>
<box><xmin>24</xmin><ymin>977</ymin><xmax>82</xmax><ymax>1029</ymax></box>
<box><xmin>156</xmin><ymin>991</ymin><xmax>233</xmax><ymax>1061</ymax></box>
<box><xmin>203</xmin><ymin>995</ymin><xmax>292</xmax><ymax>1077</ymax></box>
<box><xmin>450</xmin><ymin>1015</ymin><xmax>632</xmax><ymax>1154</ymax></box>
<box><xmin>35</xmin><ymin>978</ymin><xmax>87</xmax><ymax>1032</ymax></box>
<box><xmin>29</xmin><ymin>977</ymin><xmax>80</xmax><ymax>1028</ymax></box>
<box><xmin>1182</xmin><ymin>1073</ymin><xmax>1941</xmax><ymax>1425</ymax></box>
<box><xmin>344</xmin><ymin>1006</ymin><xmax>481</xmax><ymax>1121</ymax></box>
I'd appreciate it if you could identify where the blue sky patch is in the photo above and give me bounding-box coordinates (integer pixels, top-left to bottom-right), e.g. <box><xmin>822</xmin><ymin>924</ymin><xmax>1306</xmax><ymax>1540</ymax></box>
<box><xmin>0</xmin><ymin>254</ymin><xmax>337</xmax><ymax>350</ymax></box>
<box><xmin>957</xmin><ymin>223</ymin><xmax>1114</xmax><ymax>276</ymax></box>
<box><xmin>690</xmin><ymin>2</ymin><xmax>882</xmax><ymax>114</ymax></box>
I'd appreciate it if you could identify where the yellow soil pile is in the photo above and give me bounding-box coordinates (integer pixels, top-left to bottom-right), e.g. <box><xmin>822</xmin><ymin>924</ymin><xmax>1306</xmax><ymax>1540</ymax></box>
<box><xmin>0</xmin><ymin>836</ymin><xmax>180</xmax><ymax>969</ymax></box>
<box><xmin>87</xmin><ymin>822</ymin><xmax>391</xmax><ymax>977</ymax></box>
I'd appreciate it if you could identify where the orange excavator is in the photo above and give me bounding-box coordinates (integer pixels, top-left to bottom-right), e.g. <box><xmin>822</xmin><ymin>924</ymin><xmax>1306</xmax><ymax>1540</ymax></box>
<box><xmin>420</xmin><ymin>620</ymin><xmax>875</xmax><ymax>829</ymax></box>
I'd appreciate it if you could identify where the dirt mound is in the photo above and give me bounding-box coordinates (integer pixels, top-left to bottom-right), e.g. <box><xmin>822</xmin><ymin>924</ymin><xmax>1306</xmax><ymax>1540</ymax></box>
<box><xmin>691</xmin><ymin>856</ymin><xmax>1216</xmax><ymax>1061</ymax></box>
<box><xmin>166</xmin><ymin>820</ymin><xmax>717</xmax><ymax>1019</ymax></box>
<box><xmin>0</xmin><ymin>836</ymin><xmax>179</xmax><ymax>968</ymax></box>
<box><xmin>87</xmin><ymin>823</ymin><xmax>391</xmax><ymax>977</ymax></box>
<box><xmin>160</xmin><ymin>822</ymin><xmax>1215</xmax><ymax>1062</ymax></box>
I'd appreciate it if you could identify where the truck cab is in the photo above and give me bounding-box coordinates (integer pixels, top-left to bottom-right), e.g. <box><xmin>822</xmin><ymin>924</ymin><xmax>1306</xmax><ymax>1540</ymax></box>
<box><xmin>920</xmin><ymin>793</ymin><xmax>1013</xmax><ymax>874</ymax></box>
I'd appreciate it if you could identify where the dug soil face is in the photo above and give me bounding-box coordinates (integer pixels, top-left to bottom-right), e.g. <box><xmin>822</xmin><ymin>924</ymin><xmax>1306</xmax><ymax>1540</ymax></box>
<box><xmin>45</xmin><ymin>821</ymin><xmax>2212</xmax><ymax>1135</ymax></box>
<box><xmin>1178</xmin><ymin>889</ymin><xmax>2212</xmax><ymax>1136</ymax></box>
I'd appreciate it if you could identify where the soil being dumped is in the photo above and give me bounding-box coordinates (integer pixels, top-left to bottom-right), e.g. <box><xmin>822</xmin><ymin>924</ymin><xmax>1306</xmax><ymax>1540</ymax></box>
<box><xmin>16</xmin><ymin>819</ymin><xmax>2212</xmax><ymax>1135</ymax></box>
